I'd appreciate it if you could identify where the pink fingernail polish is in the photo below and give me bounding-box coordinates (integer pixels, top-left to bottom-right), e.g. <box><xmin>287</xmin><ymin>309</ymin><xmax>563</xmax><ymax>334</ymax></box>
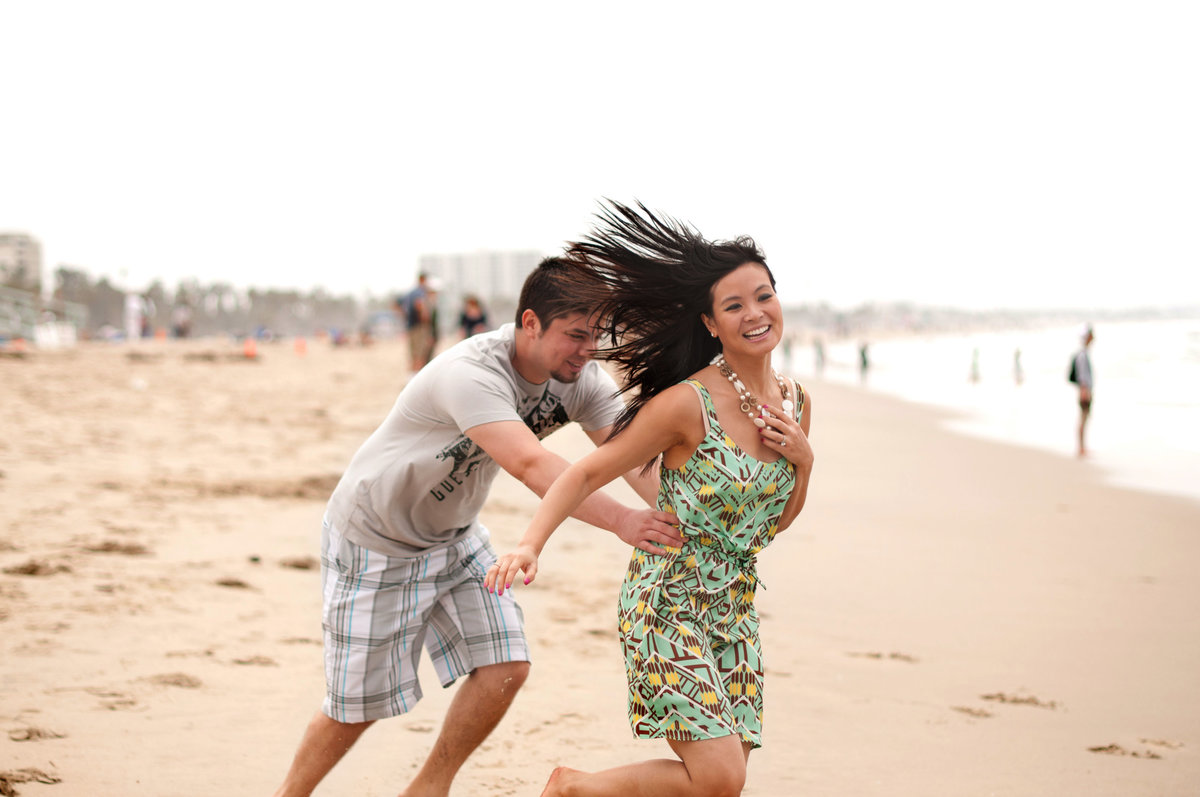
<box><xmin>524</xmin><ymin>578</ymin><xmax>531</xmax><ymax>584</ymax></box>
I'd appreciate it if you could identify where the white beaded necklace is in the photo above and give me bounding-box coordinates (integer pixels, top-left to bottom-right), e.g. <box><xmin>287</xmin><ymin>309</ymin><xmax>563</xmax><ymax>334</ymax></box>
<box><xmin>712</xmin><ymin>353</ymin><xmax>793</xmax><ymax>427</ymax></box>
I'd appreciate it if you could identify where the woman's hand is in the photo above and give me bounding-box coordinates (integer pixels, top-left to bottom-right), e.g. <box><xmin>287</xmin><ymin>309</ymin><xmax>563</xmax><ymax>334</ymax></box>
<box><xmin>765</xmin><ymin>395</ymin><xmax>816</xmax><ymax>531</ymax></box>
<box><xmin>760</xmin><ymin>404</ymin><xmax>814</xmax><ymax>472</ymax></box>
<box><xmin>486</xmin><ymin>544</ymin><xmax>539</xmax><ymax>596</ymax></box>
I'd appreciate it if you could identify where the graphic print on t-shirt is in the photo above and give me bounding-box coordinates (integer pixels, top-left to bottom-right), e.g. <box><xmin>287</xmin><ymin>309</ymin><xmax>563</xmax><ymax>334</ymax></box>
<box><xmin>430</xmin><ymin>388</ymin><xmax>570</xmax><ymax>502</ymax></box>
<box><xmin>524</xmin><ymin>389</ymin><xmax>570</xmax><ymax>440</ymax></box>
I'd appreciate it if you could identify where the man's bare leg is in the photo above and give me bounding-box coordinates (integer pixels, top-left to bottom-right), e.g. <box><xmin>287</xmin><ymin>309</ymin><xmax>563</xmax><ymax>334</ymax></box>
<box><xmin>400</xmin><ymin>660</ymin><xmax>530</xmax><ymax>797</ymax></box>
<box><xmin>272</xmin><ymin>711</ymin><xmax>374</xmax><ymax>797</ymax></box>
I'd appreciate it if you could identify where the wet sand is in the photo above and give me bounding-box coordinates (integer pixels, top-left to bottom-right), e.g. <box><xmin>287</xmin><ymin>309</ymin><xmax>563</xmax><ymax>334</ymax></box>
<box><xmin>1</xmin><ymin>338</ymin><xmax>1197</xmax><ymax>795</ymax></box>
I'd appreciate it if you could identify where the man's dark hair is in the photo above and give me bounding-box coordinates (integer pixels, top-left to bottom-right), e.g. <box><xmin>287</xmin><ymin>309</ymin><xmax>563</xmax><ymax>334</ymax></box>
<box><xmin>514</xmin><ymin>257</ymin><xmax>596</xmax><ymax>328</ymax></box>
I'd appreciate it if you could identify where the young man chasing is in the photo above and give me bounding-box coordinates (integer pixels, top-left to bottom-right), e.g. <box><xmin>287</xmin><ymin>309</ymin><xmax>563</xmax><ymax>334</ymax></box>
<box><xmin>271</xmin><ymin>258</ymin><xmax>680</xmax><ymax>796</ymax></box>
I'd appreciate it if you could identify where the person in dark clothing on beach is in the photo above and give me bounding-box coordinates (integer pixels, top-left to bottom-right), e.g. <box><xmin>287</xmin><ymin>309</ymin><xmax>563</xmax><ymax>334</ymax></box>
<box><xmin>1071</xmin><ymin>326</ymin><xmax>1095</xmax><ymax>457</ymax></box>
<box><xmin>459</xmin><ymin>294</ymin><xmax>490</xmax><ymax>338</ymax></box>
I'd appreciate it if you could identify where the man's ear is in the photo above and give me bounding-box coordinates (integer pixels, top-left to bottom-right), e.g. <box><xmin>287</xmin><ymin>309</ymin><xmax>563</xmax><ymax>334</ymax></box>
<box><xmin>519</xmin><ymin>309</ymin><xmax>542</xmax><ymax>337</ymax></box>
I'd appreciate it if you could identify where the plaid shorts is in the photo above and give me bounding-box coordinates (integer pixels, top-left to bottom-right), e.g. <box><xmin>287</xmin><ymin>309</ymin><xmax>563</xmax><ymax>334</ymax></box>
<box><xmin>320</xmin><ymin>518</ymin><xmax>530</xmax><ymax>723</ymax></box>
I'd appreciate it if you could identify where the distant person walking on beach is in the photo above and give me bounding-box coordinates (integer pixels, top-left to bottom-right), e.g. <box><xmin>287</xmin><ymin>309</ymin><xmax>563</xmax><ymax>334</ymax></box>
<box><xmin>270</xmin><ymin>257</ymin><xmax>680</xmax><ymax>797</ymax></box>
<box><xmin>488</xmin><ymin>202</ymin><xmax>815</xmax><ymax>796</ymax></box>
<box><xmin>171</xmin><ymin>303</ymin><xmax>193</xmax><ymax>339</ymax></box>
<box><xmin>398</xmin><ymin>272</ymin><xmax>438</xmax><ymax>371</ymax></box>
<box><xmin>459</xmin><ymin>294</ymin><xmax>490</xmax><ymax>338</ymax></box>
<box><xmin>124</xmin><ymin>292</ymin><xmax>150</xmax><ymax>341</ymax></box>
<box><xmin>427</xmin><ymin>278</ymin><xmax>442</xmax><ymax>358</ymax></box>
<box><xmin>1069</xmin><ymin>325</ymin><xmax>1095</xmax><ymax>457</ymax></box>
<box><xmin>859</xmin><ymin>341</ymin><xmax>870</xmax><ymax>381</ymax></box>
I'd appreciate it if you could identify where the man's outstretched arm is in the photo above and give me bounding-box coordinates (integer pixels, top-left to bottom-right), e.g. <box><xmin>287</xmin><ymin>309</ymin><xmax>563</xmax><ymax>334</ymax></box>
<box><xmin>467</xmin><ymin>420</ymin><xmax>680</xmax><ymax>554</ymax></box>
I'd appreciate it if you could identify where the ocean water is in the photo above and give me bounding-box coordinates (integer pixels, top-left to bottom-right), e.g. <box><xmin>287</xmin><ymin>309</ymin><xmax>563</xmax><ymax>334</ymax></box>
<box><xmin>780</xmin><ymin>317</ymin><xmax>1200</xmax><ymax>505</ymax></box>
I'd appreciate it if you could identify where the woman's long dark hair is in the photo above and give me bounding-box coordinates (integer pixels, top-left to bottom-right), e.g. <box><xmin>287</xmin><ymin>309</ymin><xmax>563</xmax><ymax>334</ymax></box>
<box><xmin>567</xmin><ymin>200</ymin><xmax>774</xmax><ymax>439</ymax></box>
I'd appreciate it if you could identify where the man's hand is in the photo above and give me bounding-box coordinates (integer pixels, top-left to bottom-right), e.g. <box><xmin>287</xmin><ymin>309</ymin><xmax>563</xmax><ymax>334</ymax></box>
<box><xmin>614</xmin><ymin>509</ymin><xmax>682</xmax><ymax>555</ymax></box>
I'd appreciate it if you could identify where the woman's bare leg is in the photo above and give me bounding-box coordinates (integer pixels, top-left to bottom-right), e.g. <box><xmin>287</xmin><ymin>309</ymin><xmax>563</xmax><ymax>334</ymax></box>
<box><xmin>541</xmin><ymin>734</ymin><xmax>751</xmax><ymax>797</ymax></box>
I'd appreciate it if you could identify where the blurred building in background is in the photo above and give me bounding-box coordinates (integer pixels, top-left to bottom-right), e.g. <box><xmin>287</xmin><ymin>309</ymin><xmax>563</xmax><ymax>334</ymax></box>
<box><xmin>0</xmin><ymin>233</ymin><xmax>75</xmax><ymax>344</ymax></box>
<box><xmin>417</xmin><ymin>249</ymin><xmax>542</xmax><ymax>336</ymax></box>
<box><xmin>0</xmin><ymin>232</ymin><xmax>43</xmax><ymax>295</ymax></box>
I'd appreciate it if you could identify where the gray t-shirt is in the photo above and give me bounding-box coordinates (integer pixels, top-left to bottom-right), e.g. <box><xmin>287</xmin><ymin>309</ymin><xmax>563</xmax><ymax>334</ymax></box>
<box><xmin>326</xmin><ymin>323</ymin><xmax>623</xmax><ymax>557</ymax></box>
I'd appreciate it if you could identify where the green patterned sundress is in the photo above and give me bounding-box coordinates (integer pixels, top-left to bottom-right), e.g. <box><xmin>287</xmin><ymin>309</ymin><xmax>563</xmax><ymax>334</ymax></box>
<box><xmin>619</xmin><ymin>377</ymin><xmax>802</xmax><ymax>747</ymax></box>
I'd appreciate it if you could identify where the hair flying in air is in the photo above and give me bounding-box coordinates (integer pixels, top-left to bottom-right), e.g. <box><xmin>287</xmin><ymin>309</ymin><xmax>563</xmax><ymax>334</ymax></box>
<box><xmin>567</xmin><ymin>200</ymin><xmax>774</xmax><ymax>439</ymax></box>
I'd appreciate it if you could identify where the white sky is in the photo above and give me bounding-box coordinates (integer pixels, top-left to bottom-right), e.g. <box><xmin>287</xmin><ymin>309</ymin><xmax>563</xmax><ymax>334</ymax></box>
<box><xmin>3</xmin><ymin>1</ymin><xmax>1197</xmax><ymax>310</ymax></box>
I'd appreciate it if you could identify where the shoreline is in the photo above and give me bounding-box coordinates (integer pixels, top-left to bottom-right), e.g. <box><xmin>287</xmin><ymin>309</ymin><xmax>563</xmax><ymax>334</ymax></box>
<box><xmin>790</xmin><ymin>317</ymin><xmax>1200</xmax><ymax>507</ymax></box>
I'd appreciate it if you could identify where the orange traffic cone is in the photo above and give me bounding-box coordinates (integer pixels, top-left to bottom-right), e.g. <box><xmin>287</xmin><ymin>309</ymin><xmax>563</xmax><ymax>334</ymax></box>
<box><xmin>243</xmin><ymin>337</ymin><xmax>258</xmax><ymax>360</ymax></box>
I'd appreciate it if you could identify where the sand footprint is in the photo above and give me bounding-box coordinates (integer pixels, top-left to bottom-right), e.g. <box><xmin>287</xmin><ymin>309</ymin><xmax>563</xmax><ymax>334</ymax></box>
<box><xmin>142</xmin><ymin>673</ymin><xmax>203</xmax><ymax>689</ymax></box>
<box><xmin>81</xmin><ymin>540</ymin><xmax>151</xmax><ymax>556</ymax></box>
<box><xmin>847</xmin><ymin>651</ymin><xmax>919</xmax><ymax>663</ymax></box>
<box><xmin>48</xmin><ymin>685</ymin><xmax>137</xmax><ymax>711</ymax></box>
<box><xmin>1088</xmin><ymin>743</ymin><xmax>1161</xmax><ymax>759</ymax></box>
<box><xmin>1088</xmin><ymin>738</ymin><xmax>1183</xmax><ymax>760</ymax></box>
<box><xmin>232</xmin><ymin>655</ymin><xmax>277</xmax><ymax>666</ymax></box>
<box><xmin>83</xmin><ymin>687</ymin><xmax>140</xmax><ymax>711</ymax></box>
<box><xmin>950</xmin><ymin>706</ymin><xmax>993</xmax><ymax>719</ymax></box>
<box><xmin>0</xmin><ymin>767</ymin><xmax>62</xmax><ymax>794</ymax></box>
<box><xmin>2</xmin><ymin>559</ymin><xmax>71</xmax><ymax>576</ymax></box>
<box><xmin>981</xmin><ymin>691</ymin><xmax>1059</xmax><ymax>710</ymax></box>
<box><xmin>7</xmin><ymin>727</ymin><xmax>66</xmax><ymax>742</ymax></box>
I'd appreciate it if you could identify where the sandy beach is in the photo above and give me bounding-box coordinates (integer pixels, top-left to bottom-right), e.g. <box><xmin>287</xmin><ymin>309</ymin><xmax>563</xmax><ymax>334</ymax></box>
<box><xmin>1</xmin><ymin>337</ymin><xmax>1197</xmax><ymax>796</ymax></box>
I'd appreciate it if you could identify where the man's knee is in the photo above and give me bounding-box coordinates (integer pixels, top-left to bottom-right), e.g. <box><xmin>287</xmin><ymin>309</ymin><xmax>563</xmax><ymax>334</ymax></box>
<box><xmin>473</xmin><ymin>660</ymin><xmax>530</xmax><ymax>697</ymax></box>
<box><xmin>494</xmin><ymin>660</ymin><xmax>532</xmax><ymax>687</ymax></box>
<box><xmin>310</xmin><ymin>711</ymin><xmax>376</xmax><ymax>746</ymax></box>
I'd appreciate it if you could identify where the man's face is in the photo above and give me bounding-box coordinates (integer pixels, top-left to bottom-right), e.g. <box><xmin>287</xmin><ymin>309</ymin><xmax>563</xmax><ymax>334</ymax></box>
<box><xmin>533</xmin><ymin>312</ymin><xmax>598</xmax><ymax>383</ymax></box>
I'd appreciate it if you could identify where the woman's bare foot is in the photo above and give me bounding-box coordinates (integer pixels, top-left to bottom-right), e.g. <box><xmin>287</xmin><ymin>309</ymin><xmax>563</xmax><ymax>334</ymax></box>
<box><xmin>540</xmin><ymin>766</ymin><xmax>583</xmax><ymax>797</ymax></box>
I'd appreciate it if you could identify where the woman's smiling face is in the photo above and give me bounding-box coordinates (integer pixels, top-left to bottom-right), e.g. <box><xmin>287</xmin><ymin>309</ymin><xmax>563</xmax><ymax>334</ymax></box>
<box><xmin>703</xmin><ymin>262</ymin><xmax>782</xmax><ymax>356</ymax></box>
